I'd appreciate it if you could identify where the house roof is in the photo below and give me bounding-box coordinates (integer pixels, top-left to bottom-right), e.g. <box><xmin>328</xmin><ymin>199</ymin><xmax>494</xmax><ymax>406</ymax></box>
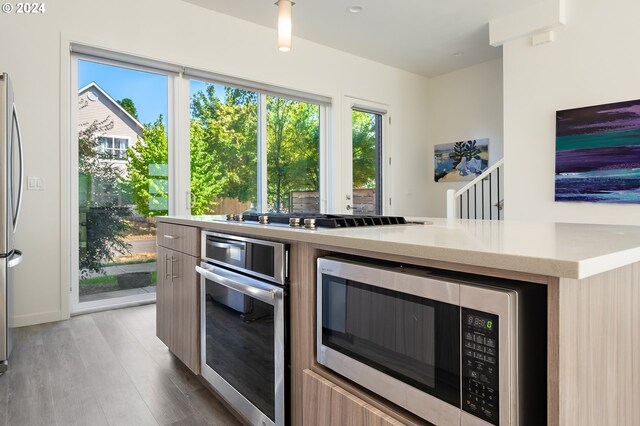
<box><xmin>78</xmin><ymin>82</ymin><xmax>145</xmax><ymax>132</ymax></box>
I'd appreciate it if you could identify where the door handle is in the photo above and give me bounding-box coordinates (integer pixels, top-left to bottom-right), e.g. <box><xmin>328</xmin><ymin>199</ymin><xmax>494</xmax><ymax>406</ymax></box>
<box><xmin>163</xmin><ymin>234</ymin><xmax>179</xmax><ymax>240</ymax></box>
<box><xmin>195</xmin><ymin>264</ymin><xmax>282</xmax><ymax>305</ymax></box>
<box><xmin>206</xmin><ymin>241</ymin><xmax>245</xmax><ymax>249</ymax></box>
<box><xmin>8</xmin><ymin>250</ymin><xmax>23</xmax><ymax>268</ymax></box>
<box><xmin>165</xmin><ymin>254</ymin><xmax>171</xmax><ymax>280</ymax></box>
<box><xmin>186</xmin><ymin>191</ymin><xmax>196</xmax><ymax>210</ymax></box>
<box><xmin>12</xmin><ymin>105</ymin><xmax>24</xmax><ymax>231</ymax></box>
<box><xmin>171</xmin><ymin>256</ymin><xmax>178</xmax><ymax>281</ymax></box>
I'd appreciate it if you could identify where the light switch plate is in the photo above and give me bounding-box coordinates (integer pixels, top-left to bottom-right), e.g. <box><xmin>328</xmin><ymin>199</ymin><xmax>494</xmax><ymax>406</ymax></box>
<box><xmin>27</xmin><ymin>176</ymin><xmax>44</xmax><ymax>191</ymax></box>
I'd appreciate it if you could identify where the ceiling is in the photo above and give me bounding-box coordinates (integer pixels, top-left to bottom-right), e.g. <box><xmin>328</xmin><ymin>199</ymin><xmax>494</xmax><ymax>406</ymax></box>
<box><xmin>182</xmin><ymin>0</ymin><xmax>542</xmax><ymax>77</ymax></box>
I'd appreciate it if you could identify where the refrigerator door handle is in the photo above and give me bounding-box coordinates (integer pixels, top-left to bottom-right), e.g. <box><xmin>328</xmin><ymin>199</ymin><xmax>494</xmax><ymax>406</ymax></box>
<box><xmin>8</xmin><ymin>250</ymin><xmax>22</xmax><ymax>268</ymax></box>
<box><xmin>12</xmin><ymin>104</ymin><xmax>24</xmax><ymax>231</ymax></box>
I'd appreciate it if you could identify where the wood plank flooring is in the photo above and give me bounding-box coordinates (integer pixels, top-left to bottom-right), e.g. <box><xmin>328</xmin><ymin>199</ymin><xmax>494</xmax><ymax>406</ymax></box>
<box><xmin>0</xmin><ymin>304</ymin><xmax>242</xmax><ymax>426</ymax></box>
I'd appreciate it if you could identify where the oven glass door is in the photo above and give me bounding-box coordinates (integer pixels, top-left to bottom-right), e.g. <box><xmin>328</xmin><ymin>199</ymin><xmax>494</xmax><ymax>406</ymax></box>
<box><xmin>197</xmin><ymin>263</ymin><xmax>284</xmax><ymax>426</ymax></box>
<box><xmin>321</xmin><ymin>273</ymin><xmax>460</xmax><ymax>407</ymax></box>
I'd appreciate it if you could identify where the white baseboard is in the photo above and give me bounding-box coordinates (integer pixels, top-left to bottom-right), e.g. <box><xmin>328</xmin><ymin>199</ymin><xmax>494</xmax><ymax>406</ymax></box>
<box><xmin>11</xmin><ymin>311</ymin><xmax>62</xmax><ymax>327</ymax></box>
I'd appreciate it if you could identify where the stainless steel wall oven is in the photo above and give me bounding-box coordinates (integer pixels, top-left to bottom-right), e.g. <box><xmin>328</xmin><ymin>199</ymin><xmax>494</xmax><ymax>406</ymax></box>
<box><xmin>196</xmin><ymin>231</ymin><xmax>289</xmax><ymax>426</ymax></box>
<box><xmin>317</xmin><ymin>256</ymin><xmax>546</xmax><ymax>426</ymax></box>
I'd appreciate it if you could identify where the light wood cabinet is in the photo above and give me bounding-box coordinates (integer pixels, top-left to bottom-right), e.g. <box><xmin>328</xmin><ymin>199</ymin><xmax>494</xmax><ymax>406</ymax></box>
<box><xmin>156</xmin><ymin>246</ymin><xmax>173</xmax><ymax>347</ymax></box>
<box><xmin>302</xmin><ymin>369</ymin><xmax>405</xmax><ymax>426</ymax></box>
<box><xmin>157</xmin><ymin>222</ymin><xmax>199</xmax><ymax>256</ymax></box>
<box><xmin>156</xmin><ymin>223</ymin><xmax>200</xmax><ymax>374</ymax></box>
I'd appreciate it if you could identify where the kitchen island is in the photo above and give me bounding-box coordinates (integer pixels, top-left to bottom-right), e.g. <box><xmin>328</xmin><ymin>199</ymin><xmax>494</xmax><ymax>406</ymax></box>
<box><xmin>157</xmin><ymin>215</ymin><xmax>640</xmax><ymax>426</ymax></box>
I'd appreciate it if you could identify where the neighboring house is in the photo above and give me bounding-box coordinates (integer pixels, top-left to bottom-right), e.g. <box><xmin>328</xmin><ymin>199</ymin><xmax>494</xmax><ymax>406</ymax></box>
<box><xmin>78</xmin><ymin>82</ymin><xmax>144</xmax><ymax>206</ymax></box>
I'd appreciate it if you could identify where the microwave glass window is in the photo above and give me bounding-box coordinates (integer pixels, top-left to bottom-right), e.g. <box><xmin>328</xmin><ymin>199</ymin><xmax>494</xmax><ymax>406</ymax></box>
<box><xmin>322</xmin><ymin>275</ymin><xmax>460</xmax><ymax>406</ymax></box>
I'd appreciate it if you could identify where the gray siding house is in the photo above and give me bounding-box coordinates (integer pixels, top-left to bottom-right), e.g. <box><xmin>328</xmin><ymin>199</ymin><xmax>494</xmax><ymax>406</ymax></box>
<box><xmin>78</xmin><ymin>82</ymin><xmax>144</xmax><ymax>206</ymax></box>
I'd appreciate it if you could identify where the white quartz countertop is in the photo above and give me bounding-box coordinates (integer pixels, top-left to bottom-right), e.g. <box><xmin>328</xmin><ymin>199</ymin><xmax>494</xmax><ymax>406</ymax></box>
<box><xmin>159</xmin><ymin>215</ymin><xmax>640</xmax><ymax>279</ymax></box>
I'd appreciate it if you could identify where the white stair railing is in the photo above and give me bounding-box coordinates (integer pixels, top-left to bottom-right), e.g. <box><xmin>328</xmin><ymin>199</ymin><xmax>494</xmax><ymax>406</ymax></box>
<box><xmin>446</xmin><ymin>158</ymin><xmax>504</xmax><ymax>220</ymax></box>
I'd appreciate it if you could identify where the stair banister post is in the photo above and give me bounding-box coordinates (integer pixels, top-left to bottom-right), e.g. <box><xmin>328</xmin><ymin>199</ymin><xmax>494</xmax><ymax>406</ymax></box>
<box><xmin>446</xmin><ymin>189</ymin><xmax>456</xmax><ymax>220</ymax></box>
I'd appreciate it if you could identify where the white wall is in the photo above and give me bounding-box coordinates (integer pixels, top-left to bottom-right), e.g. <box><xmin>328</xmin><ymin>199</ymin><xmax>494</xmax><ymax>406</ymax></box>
<box><xmin>425</xmin><ymin>58</ymin><xmax>504</xmax><ymax>217</ymax></box>
<box><xmin>0</xmin><ymin>0</ymin><xmax>430</xmax><ymax>325</ymax></box>
<box><xmin>503</xmin><ymin>0</ymin><xmax>640</xmax><ymax>224</ymax></box>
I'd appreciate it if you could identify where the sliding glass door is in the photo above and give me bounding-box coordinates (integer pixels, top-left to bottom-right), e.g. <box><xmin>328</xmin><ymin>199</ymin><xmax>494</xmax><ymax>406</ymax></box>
<box><xmin>72</xmin><ymin>56</ymin><xmax>172</xmax><ymax>313</ymax></box>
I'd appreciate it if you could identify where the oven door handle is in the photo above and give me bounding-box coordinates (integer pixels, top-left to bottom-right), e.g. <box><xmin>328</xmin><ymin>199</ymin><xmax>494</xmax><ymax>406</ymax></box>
<box><xmin>195</xmin><ymin>264</ymin><xmax>282</xmax><ymax>305</ymax></box>
<box><xmin>206</xmin><ymin>240</ymin><xmax>245</xmax><ymax>250</ymax></box>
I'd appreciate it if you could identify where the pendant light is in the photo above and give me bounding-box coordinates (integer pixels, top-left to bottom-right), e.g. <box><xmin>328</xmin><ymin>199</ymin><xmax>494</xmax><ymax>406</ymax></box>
<box><xmin>276</xmin><ymin>0</ymin><xmax>293</xmax><ymax>52</ymax></box>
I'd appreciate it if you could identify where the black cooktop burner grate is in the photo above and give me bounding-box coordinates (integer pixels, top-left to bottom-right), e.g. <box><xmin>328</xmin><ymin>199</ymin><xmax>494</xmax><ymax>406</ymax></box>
<box><xmin>242</xmin><ymin>213</ymin><xmax>407</xmax><ymax>228</ymax></box>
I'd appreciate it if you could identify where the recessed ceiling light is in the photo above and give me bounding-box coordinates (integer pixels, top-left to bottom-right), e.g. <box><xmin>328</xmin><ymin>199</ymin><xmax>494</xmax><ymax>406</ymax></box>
<box><xmin>348</xmin><ymin>5</ymin><xmax>364</xmax><ymax>13</ymax></box>
<box><xmin>453</xmin><ymin>52</ymin><xmax>463</xmax><ymax>57</ymax></box>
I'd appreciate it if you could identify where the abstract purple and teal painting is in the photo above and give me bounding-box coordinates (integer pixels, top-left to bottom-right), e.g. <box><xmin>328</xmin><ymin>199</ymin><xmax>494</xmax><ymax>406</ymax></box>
<box><xmin>555</xmin><ymin>99</ymin><xmax>640</xmax><ymax>203</ymax></box>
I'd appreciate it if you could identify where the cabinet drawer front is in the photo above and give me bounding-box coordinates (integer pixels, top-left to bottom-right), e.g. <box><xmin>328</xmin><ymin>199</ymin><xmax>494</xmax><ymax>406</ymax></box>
<box><xmin>157</xmin><ymin>222</ymin><xmax>199</xmax><ymax>256</ymax></box>
<box><xmin>302</xmin><ymin>369</ymin><xmax>407</xmax><ymax>426</ymax></box>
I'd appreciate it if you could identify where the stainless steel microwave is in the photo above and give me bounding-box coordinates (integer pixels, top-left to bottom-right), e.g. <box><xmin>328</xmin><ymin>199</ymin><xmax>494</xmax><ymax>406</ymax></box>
<box><xmin>317</xmin><ymin>256</ymin><xmax>546</xmax><ymax>426</ymax></box>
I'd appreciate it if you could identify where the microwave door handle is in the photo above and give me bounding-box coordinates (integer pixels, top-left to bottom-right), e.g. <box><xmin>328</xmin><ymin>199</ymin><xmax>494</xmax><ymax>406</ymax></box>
<box><xmin>195</xmin><ymin>265</ymin><xmax>281</xmax><ymax>305</ymax></box>
<box><xmin>12</xmin><ymin>104</ymin><xmax>24</xmax><ymax>231</ymax></box>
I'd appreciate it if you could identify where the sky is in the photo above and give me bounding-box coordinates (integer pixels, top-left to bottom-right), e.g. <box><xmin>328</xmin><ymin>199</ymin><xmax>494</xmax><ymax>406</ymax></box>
<box><xmin>78</xmin><ymin>59</ymin><xmax>232</xmax><ymax>126</ymax></box>
<box><xmin>78</xmin><ymin>59</ymin><xmax>168</xmax><ymax>127</ymax></box>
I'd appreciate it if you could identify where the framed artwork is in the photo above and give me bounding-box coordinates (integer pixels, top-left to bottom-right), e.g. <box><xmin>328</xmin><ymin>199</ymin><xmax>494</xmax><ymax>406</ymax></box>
<box><xmin>556</xmin><ymin>99</ymin><xmax>640</xmax><ymax>203</ymax></box>
<box><xmin>434</xmin><ymin>138</ymin><xmax>489</xmax><ymax>182</ymax></box>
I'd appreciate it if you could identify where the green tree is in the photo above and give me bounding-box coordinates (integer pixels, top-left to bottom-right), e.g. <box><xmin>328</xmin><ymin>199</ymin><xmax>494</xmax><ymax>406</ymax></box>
<box><xmin>190</xmin><ymin>85</ymin><xmax>258</xmax><ymax>207</ymax></box>
<box><xmin>126</xmin><ymin>116</ymin><xmax>169</xmax><ymax>216</ymax></box>
<box><xmin>352</xmin><ymin>111</ymin><xmax>377</xmax><ymax>188</ymax></box>
<box><xmin>266</xmin><ymin>97</ymin><xmax>319</xmax><ymax>211</ymax></box>
<box><xmin>128</xmin><ymin>84</ymin><xmax>323</xmax><ymax>216</ymax></box>
<box><xmin>78</xmin><ymin>99</ymin><xmax>130</xmax><ymax>277</ymax></box>
<box><xmin>117</xmin><ymin>98</ymin><xmax>139</xmax><ymax>120</ymax></box>
<box><xmin>189</xmin><ymin>119</ymin><xmax>225</xmax><ymax>214</ymax></box>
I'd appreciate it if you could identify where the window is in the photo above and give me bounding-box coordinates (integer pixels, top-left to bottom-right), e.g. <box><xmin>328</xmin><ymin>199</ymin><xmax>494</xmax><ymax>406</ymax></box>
<box><xmin>69</xmin><ymin>45</ymin><xmax>331</xmax><ymax>315</ymax></box>
<box><xmin>352</xmin><ymin>108</ymin><xmax>383</xmax><ymax>215</ymax></box>
<box><xmin>188</xmin><ymin>80</ymin><xmax>258</xmax><ymax>215</ymax></box>
<box><xmin>98</xmin><ymin>136</ymin><xmax>129</xmax><ymax>160</ymax></box>
<box><xmin>188</xmin><ymin>80</ymin><xmax>324</xmax><ymax>215</ymax></box>
<box><xmin>267</xmin><ymin>96</ymin><xmax>320</xmax><ymax>213</ymax></box>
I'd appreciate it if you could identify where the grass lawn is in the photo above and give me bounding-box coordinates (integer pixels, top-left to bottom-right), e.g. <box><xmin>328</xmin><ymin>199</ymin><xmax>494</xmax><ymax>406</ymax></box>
<box><xmin>79</xmin><ymin>271</ymin><xmax>157</xmax><ymax>296</ymax></box>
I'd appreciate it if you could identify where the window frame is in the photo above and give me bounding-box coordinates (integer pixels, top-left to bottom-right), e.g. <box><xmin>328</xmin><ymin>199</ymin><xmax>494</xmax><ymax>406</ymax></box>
<box><xmin>342</xmin><ymin>96</ymin><xmax>390</xmax><ymax>215</ymax></box>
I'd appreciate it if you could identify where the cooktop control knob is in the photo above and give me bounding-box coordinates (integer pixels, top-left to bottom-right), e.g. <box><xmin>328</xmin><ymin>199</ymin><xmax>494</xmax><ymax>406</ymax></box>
<box><xmin>258</xmin><ymin>215</ymin><xmax>269</xmax><ymax>224</ymax></box>
<box><xmin>226</xmin><ymin>214</ymin><xmax>234</xmax><ymax>221</ymax></box>
<box><xmin>304</xmin><ymin>218</ymin><xmax>317</xmax><ymax>229</ymax></box>
<box><xmin>289</xmin><ymin>217</ymin><xmax>301</xmax><ymax>227</ymax></box>
<box><xmin>234</xmin><ymin>214</ymin><xmax>244</xmax><ymax>221</ymax></box>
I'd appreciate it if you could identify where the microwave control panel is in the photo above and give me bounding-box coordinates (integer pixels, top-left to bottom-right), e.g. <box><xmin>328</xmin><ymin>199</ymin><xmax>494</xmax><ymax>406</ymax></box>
<box><xmin>462</xmin><ymin>308</ymin><xmax>499</xmax><ymax>425</ymax></box>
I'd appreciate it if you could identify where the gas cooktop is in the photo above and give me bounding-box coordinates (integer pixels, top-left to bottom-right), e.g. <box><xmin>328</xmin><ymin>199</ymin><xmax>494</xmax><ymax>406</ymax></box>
<box><xmin>224</xmin><ymin>213</ymin><xmax>407</xmax><ymax>229</ymax></box>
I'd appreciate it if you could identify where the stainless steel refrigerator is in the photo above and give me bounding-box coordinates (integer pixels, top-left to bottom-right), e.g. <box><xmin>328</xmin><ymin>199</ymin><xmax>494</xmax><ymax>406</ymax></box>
<box><xmin>0</xmin><ymin>72</ymin><xmax>24</xmax><ymax>374</ymax></box>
